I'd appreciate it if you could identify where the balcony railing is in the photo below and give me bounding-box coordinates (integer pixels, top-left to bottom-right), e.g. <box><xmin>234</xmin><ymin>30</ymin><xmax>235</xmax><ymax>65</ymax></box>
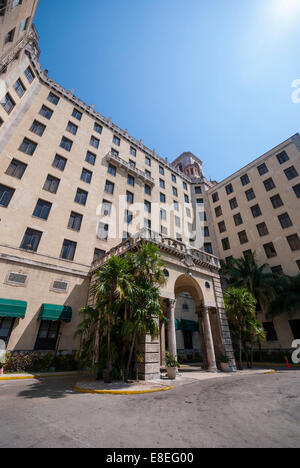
<box><xmin>91</xmin><ymin>228</ymin><xmax>221</xmax><ymax>273</ymax></box>
<box><xmin>105</xmin><ymin>151</ymin><xmax>155</xmax><ymax>186</ymax></box>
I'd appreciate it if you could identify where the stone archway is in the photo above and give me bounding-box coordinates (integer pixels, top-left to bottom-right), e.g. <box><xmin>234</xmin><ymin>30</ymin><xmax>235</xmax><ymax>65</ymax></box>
<box><xmin>164</xmin><ymin>274</ymin><xmax>218</xmax><ymax>373</ymax></box>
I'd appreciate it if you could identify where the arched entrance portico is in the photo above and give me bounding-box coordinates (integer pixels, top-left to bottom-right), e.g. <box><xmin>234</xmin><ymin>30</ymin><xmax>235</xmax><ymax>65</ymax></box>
<box><xmin>164</xmin><ymin>274</ymin><xmax>218</xmax><ymax>373</ymax></box>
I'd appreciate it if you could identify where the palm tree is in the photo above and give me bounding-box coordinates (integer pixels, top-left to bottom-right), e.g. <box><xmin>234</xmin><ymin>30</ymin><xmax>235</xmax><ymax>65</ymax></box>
<box><xmin>268</xmin><ymin>274</ymin><xmax>300</xmax><ymax>318</ymax></box>
<box><xmin>221</xmin><ymin>252</ymin><xmax>276</xmax><ymax>314</ymax></box>
<box><xmin>224</xmin><ymin>287</ymin><xmax>257</xmax><ymax>370</ymax></box>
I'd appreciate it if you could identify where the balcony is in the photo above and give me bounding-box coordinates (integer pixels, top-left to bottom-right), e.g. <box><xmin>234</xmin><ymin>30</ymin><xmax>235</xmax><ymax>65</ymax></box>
<box><xmin>105</xmin><ymin>151</ymin><xmax>155</xmax><ymax>186</ymax></box>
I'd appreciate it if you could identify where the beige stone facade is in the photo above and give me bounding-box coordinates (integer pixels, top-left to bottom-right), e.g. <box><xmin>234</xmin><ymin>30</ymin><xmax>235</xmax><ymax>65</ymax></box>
<box><xmin>0</xmin><ymin>1</ymin><xmax>298</xmax><ymax>364</ymax></box>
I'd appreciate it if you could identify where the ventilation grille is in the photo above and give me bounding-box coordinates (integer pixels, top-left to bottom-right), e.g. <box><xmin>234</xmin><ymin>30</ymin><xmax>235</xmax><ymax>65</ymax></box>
<box><xmin>8</xmin><ymin>273</ymin><xmax>27</xmax><ymax>284</ymax></box>
<box><xmin>52</xmin><ymin>281</ymin><xmax>68</xmax><ymax>291</ymax></box>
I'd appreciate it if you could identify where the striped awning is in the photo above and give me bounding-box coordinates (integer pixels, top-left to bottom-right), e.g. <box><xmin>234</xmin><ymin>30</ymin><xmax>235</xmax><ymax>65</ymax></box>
<box><xmin>0</xmin><ymin>299</ymin><xmax>27</xmax><ymax>319</ymax></box>
<box><xmin>39</xmin><ymin>304</ymin><xmax>72</xmax><ymax>323</ymax></box>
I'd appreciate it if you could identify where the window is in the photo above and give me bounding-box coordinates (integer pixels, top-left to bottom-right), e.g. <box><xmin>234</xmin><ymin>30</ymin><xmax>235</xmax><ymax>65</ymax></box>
<box><xmin>204</xmin><ymin>226</ymin><xmax>210</xmax><ymax>237</ymax></box>
<box><xmin>145</xmin><ymin>169</ymin><xmax>151</xmax><ymax>178</ymax></box>
<box><xmin>113</xmin><ymin>135</ymin><xmax>120</xmax><ymax>146</ymax></box>
<box><xmin>130</xmin><ymin>147</ymin><xmax>136</xmax><ymax>157</ymax></box>
<box><xmin>270</xmin><ymin>194</ymin><xmax>283</xmax><ymax>209</ymax></box>
<box><xmin>293</xmin><ymin>184</ymin><xmax>300</xmax><ymax>198</ymax></box>
<box><xmin>52</xmin><ymin>154</ymin><xmax>67</xmax><ymax>171</ymax></box>
<box><xmin>276</xmin><ymin>151</ymin><xmax>289</xmax><ymax>165</ymax></box>
<box><xmin>144</xmin><ymin>200</ymin><xmax>151</xmax><ymax>213</ymax></box>
<box><xmin>184</xmin><ymin>194</ymin><xmax>189</xmax><ymax>203</ymax></box>
<box><xmin>145</xmin><ymin>157</ymin><xmax>151</xmax><ymax>167</ymax></box>
<box><xmin>35</xmin><ymin>321</ymin><xmax>60</xmax><ymax>351</ymax></box>
<box><xmin>243</xmin><ymin>250</ymin><xmax>252</xmax><ymax>258</ymax></box>
<box><xmin>108</xmin><ymin>164</ymin><xmax>116</xmax><ymax>177</ymax></box>
<box><xmin>0</xmin><ymin>318</ymin><xmax>14</xmax><ymax>345</ymax></box>
<box><xmin>145</xmin><ymin>184</ymin><xmax>151</xmax><ymax>195</ymax></box>
<box><xmin>111</xmin><ymin>148</ymin><xmax>119</xmax><ymax>157</ymax></box>
<box><xmin>263</xmin><ymin>242</ymin><xmax>277</xmax><ymax>258</ymax></box>
<box><xmin>263</xmin><ymin>178</ymin><xmax>276</xmax><ymax>192</ymax></box>
<box><xmin>80</xmin><ymin>168</ymin><xmax>92</xmax><ymax>184</ymax></box>
<box><xmin>171</xmin><ymin>174</ymin><xmax>176</xmax><ymax>184</ymax></box>
<box><xmin>161</xmin><ymin>226</ymin><xmax>168</xmax><ymax>236</ymax></box>
<box><xmin>66</xmin><ymin>121</ymin><xmax>78</xmax><ymax>135</ymax></box>
<box><xmin>212</xmin><ymin>192</ymin><xmax>219</xmax><ymax>203</ymax></box>
<box><xmin>195</xmin><ymin>186</ymin><xmax>202</xmax><ymax>194</ymax></box>
<box><xmin>6</xmin><ymin>159</ymin><xmax>27</xmax><ymax>179</ymax></box>
<box><xmin>33</xmin><ymin>199</ymin><xmax>52</xmax><ymax>220</ymax></box>
<box><xmin>7</xmin><ymin>273</ymin><xmax>27</xmax><ymax>286</ymax></box>
<box><xmin>60</xmin><ymin>239</ymin><xmax>77</xmax><ymax>261</ymax></box>
<box><xmin>229</xmin><ymin>197</ymin><xmax>238</xmax><ymax>210</ymax></box>
<box><xmin>60</xmin><ymin>136</ymin><xmax>73</xmax><ymax>152</ymax></box>
<box><xmin>225</xmin><ymin>183</ymin><xmax>234</xmax><ymax>195</ymax></box>
<box><xmin>52</xmin><ymin>281</ymin><xmax>68</xmax><ymax>292</ymax></box>
<box><xmin>175</xmin><ymin>216</ymin><xmax>181</xmax><ymax>228</ymax></box>
<box><xmin>241</xmin><ymin>174</ymin><xmax>250</xmax><ymax>186</ymax></box>
<box><xmin>196</xmin><ymin>198</ymin><xmax>203</xmax><ymax>205</ymax></box>
<box><xmin>263</xmin><ymin>322</ymin><xmax>278</xmax><ymax>342</ymax></box>
<box><xmin>186</xmin><ymin>207</ymin><xmax>191</xmax><ymax>217</ymax></box>
<box><xmin>160</xmin><ymin>209</ymin><xmax>166</xmax><ymax>220</ymax></box>
<box><xmin>159</xmin><ymin>179</ymin><xmax>165</xmax><ymax>189</ymax></box>
<box><xmin>0</xmin><ymin>117</ymin><xmax>3</xmax><ymax>127</ymax></box>
<box><xmin>75</xmin><ymin>188</ymin><xmax>88</xmax><ymax>205</ymax></box>
<box><xmin>86</xmin><ymin>151</ymin><xmax>96</xmax><ymax>166</ymax></box>
<box><xmin>90</xmin><ymin>136</ymin><xmax>100</xmax><ymax>149</ymax></box>
<box><xmin>93</xmin><ymin>249</ymin><xmax>106</xmax><ymax>262</ymax></box>
<box><xmin>30</xmin><ymin>120</ymin><xmax>46</xmax><ymax>137</ymax></box>
<box><xmin>287</xmin><ymin>234</ymin><xmax>300</xmax><ymax>251</ymax></box>
<box><xmin>245</xmin><ymin>188</ymin><xmax>256</xmax><ymax>201</ymax></box>
<box><xmin>72</xmin><ymin>108</ymin><xmax>82</xmax><ymax>121</ymax></box>
<box><xmin>204</xmin><ymin>243</ymin><xmax>213</xmax><ymax>254</ymax></box>
<box><xmin>39</xmin><ymin>105</ymin><xmax>53</xmax><ymax>120</ymax></box>
<box><xmin>105</xmin><ymin>180</ymin><xmax>115</xmax><ymax>195</ymax></box>
<box><xmin>222</xmin><ymin>238</ymin><xmax>231</xmax><ymax>251</ymax></box>
<box><xmin>271</xmin><ymin>266</ymin><xmax>284</xmax><ymax>276</ymax></box>
<box><xmin>127</xmin><ymin>174</ymin><xmax>135</xmax><ymax>187</ymax></box>
<box><xmin>5</xmin><ymin>28</ymin><xmax>15</xmax><ymax>43</ymax></box>
<box><xmin>97</xmin><ymin>223</ymin><xmax>109</xmax><ymax>241</ymax></box>
<box><xmin>94</xmin><ymin>122</ymin><xmax>102</xmax><ymax>134</ymax></box>
<box><xmin>14</xmin><ymin>78</ymin><xmax>26</xmax><ymax>97</ymax></box>
<box><xmin>174</xmin><ymin>201</ymin><xmax>179</xmax><ymax>211</ymax></box>
<box><xmin>101</xmin><ymin>200</ymin><xmax>112</xmax><ymax>216</ymax></box>
<box><xmin>19</xmin><ymin>17</ymin><xmax>29</xmax><ymax>33</ymax></box>
<box><xmin>47</xmin><ymin>92</ymin><xmax>59</xmax><ymax>105</ymax></box>
<box><xmin>238</xmin><ymin>230</ymin><xmax>248</xmax><ymax>245</ymax></box>
<box><xmin>159</xmin><ymin>166</ymin><xmax>165</xmax><ymax>175</ymax></box>
<box><xmin>183</xmin><ymin>182</ymin><xmax>187</xmax><ymax>191</ymax></box>
<box><xmin>251</xmin><ymin>204</ymin><xmax>262</xmax><ymax>218</ymax></box>
<box><xmin>160</xmin><ymin>193</ymin><xmax>166</xmax><ymax>203</ymax></box>
<box><xmin>1</xmin><ymin>93</ymin><xmax>15</xmax><ymax>114</ymax></box>
<box><xmin>125</xmin><ymin>210</ymin><xmax>133</xmax><ymax>225</ymax></box>
<box><xmin>278</xmin><ymin>213</ymin><xmax>293</xmax><ymax>229</ymax></box>
<box><xmin>218</xmin><ymin>221</ymin><xmax>226</xmax><ymax>233</ymax></box>
<box><xmin>126</xmin><ymin>191</ymin><xmax>134</xmax><ymax>204</ymax></box>
<box><xmin>215</xmin><ymin>206</ymin><xmax>222</xmax><ymax>217</ymax></box>
<box><xmin>144</xmin><ymin>218</ymin><xmax>151</xmax><ymax>229</ymax></box>
<box><xmin>0</xmin><ymin>184</ymin><xmax>15</xmax><ymax>207</ymax></box>
<box><xmin>172</xmin><ymin>187</ymin><xmax>178</xmax><ymax>197</ymax></box>
<box><xmin>233</xmin><ymin>213</ymin><xmax>243</xmax><ymax>226</ymax></box>
<box><xmin>257</xmin><ymin>163</ymin><xmax>268</xmax><ymax>176</ymax></box>
<box><xmin>284</xmin><ymin>166</ymin><xmax>298</xmax><ymax>181</ymax></box>
<box><xmin>68</xmin><ymin>212</ymin><xmax>83</xmax><ymax>231</ymax></box>
<box><xmin>257</xmin><ymin>222</ymin><xmax>269</xmax><ymax>237</ymax></box>
<box><xmin>20</xmin><ymin>228</ymin><xmax>42</xmax><ymax>251</ymax></box>
<box><xmin>289</xmin><ymin>320</ymin><xmax>300</xmax><ymax>339</ymax></box>
<box><xmin>129</xmin><ymin>159</ymin><xmax>136</xmax><ymax>169</ymax></box>
<box><xmin>24</xmin><ymin>66</ymin><xmax>34</xmax><ymax>83</ymax></box>
<box><xmin>43</xmin><ymin>175</ymin><xmax>60</xmax><ymax>194</ymax></box>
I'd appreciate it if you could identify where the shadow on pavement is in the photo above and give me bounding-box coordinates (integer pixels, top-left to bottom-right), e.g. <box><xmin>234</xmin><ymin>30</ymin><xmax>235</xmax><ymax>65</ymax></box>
<box><xmin>16</xmin><ymin>377</ymin><xmax>79</xmax><ymax>400</ymax></box>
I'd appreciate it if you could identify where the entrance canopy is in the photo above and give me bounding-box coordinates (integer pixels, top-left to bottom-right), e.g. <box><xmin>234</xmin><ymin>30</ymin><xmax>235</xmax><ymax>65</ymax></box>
<box><xmin>0</xmin><ymin>299</ymin><xmax>27</xmax><ymax>319</ymax></box>
<box><xmin>39</xmin><ymin>304</ymin><xmax>72</xmax><ymax>323</ymax></box>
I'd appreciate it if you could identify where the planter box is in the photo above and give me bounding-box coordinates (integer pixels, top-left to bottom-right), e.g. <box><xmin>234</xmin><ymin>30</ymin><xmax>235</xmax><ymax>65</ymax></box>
<box><xmin>220</xmin><ymin>362</ymin><xmax>229</xmax><ymax>373</ymax></box>
<box><xmin>166</xmin><ymin>367</ymin><xmax>177</xmax><ymax>379</ymax></box>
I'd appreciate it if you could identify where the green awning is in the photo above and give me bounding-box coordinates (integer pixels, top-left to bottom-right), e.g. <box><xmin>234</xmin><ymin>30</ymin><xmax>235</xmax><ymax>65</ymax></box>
<box><xmin>0</xmin><ymin>299</ymin><xmax>27</xmax><ymax>319</ymax></box>
<box><xmin>39</xmin><ymin>304</ymin><xmax>72</xmax><ymax>323</ymax></box>
<box><xmin>180</xmin><ymin>319</ymin><xmax>199</xmax><ymax>331</ymax></box>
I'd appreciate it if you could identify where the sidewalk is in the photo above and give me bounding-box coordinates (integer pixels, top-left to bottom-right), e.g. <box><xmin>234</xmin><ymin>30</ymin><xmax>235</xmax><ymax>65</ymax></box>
<box><xmin>0</xmin><ymin>370</ymin><xmax>88</xmax><ymax>381</ymax></box>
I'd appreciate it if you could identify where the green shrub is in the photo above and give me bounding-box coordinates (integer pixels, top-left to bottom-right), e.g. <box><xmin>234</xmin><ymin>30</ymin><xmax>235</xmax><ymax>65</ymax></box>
<box><xmin>3</xmin><ymin>352</ymin><xmax>79</xmax><ymax>373</ymax></box>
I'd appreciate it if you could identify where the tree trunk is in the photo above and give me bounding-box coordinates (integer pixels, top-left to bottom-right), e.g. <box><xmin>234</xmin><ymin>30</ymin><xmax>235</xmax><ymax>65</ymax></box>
<box><xmin>125</xmin><ymin>331</ymin><xmax>136</xmax><ymax>381</ymax></box>
<box><xmin>239</xmin><ymin>327</ymin><xmax>243</xmax><ymax>370</ymax></box>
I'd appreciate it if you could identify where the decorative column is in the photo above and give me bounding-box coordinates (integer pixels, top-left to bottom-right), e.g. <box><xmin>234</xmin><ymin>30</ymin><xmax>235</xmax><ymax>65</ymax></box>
<box><xmin>167</xmin><ymin>299</ymin><xmax>177</xmax><ymax>360</ymax></box>
<box><xmin>160</xmin><ymin>318</ymin><xmax>166</xmax><ymax>366</ymax></box>
<box><xmin>196</xmin><ymin>308</ymin><xmax>209</xmax><ymax>370</ymax></box>
<box><xmin>202</xmin><ymin>306</ymin><xmax>218</xmax><ymax>373</ymax></box>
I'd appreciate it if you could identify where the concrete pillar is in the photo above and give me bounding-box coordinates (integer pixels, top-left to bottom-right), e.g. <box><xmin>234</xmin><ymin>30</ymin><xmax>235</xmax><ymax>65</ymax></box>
<box><xmin>196</xmin><ymin>308</ymin><xmax>209</xmax><ymax>370</ymax></box>
<box><xmin>167</xmin><ymin>299</ymin><xmax>177</xmax><ymax>359</ymax></box>
<box><xmin>160</xmin><ymin>318</ymin><xmax>166</xmax><ymax>366</ymax></box>
<box><xmin>202</xmin><ymin>306</ymin><xmax>218</xmax><ymax>373</ymax></box>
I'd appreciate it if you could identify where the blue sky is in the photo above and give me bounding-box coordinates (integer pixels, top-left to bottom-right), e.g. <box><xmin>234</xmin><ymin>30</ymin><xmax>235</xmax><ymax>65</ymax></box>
<box><xmin>35</xmin><ymin>0</ymin><xmax>300</xmax><ymax>181</ymax></box>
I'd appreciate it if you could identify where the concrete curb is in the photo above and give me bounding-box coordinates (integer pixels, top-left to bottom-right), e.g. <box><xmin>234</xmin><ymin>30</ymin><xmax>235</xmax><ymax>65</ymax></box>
<box><xmin>72</xmin><ymin>385</ymin><xmax>174</xmax><ymax>395</ymax></box>
<box><xmin>264</xmin><ymin>370</ymin><xmax>276</xmax><ymax>375</ymax></box>
<box><xmin>0</xmin><ymin>371</ymin><xmax>88</xmax><ymax>381</ymax></box>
